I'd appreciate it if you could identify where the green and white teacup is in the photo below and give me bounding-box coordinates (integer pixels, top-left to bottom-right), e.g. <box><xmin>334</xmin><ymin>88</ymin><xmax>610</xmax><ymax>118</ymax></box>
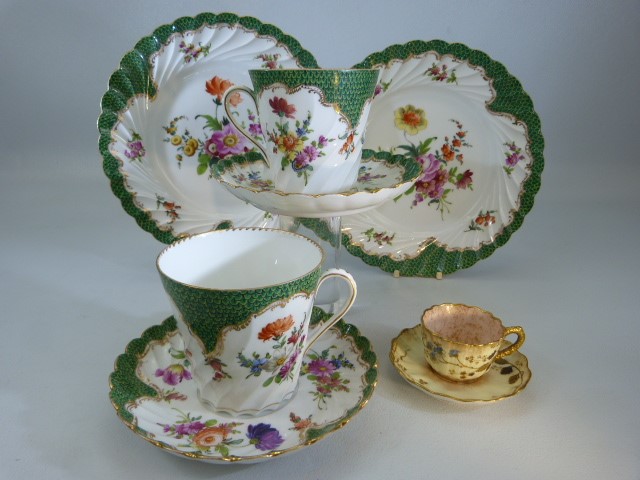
<box><xmin>222</xmin><ymin>68</ymin><xmax>380</xmax><ymax>194</ymax></box>
<box><xmin>421</xmin><ymin>304</ymin><xmax>525</xmax><ymax>383</ymax></box>
<box><xmin>156</xmin><ymin>228</ymin><xmax>357</xmax><ymax>417</ymax></box>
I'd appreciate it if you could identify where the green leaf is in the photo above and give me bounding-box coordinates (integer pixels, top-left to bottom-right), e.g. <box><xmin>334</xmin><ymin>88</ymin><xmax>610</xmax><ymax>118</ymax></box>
<box><xmin>195</xmin><ymin>114</ymin><xmax>223</xmax><ymax>131</ymax></box>
<box><xmin>196</xmin><ymin>163</ymin><xmax>208</xmax><ymax>175</ymax></box>
<box><xmin>216</xmin><ymin>445</ymin><xmax>229</xmax><ymax>457</ymax></box>
<box><xmin>262</xmin><ymin>376</ymin><xmax>274</xmax><ymax>387</ymax></box>
<box><xmin>205</xmin><ymin>419</ymin><xmax>218</xmax><ymax>427</ymax></box>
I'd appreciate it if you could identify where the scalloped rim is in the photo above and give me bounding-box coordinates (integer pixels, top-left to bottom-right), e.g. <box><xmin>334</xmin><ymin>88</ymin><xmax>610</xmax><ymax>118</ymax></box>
<box><xmin>344</xmin><ymin>40</ymin><xmax>544</xmax><ymax>277</ymax></box>
<box><xmin>108</xmin><ymin>312</ymin><xmax>377</xmax><ymax>463</ymax></box>
<box><xmin>98</xmin><ymin>12</ymin><xmax>320</xmax><ymax>244</ymax></box>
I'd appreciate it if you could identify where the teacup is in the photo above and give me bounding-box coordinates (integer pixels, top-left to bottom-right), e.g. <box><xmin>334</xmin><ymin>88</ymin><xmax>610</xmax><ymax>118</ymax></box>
<box><xmin>222</xmin><ymin>68</ymin><xmax>380</xmax><ymax>194</ymax></box>
<box><xmin>156</xmin><ymin>228</ymin><xmax>357</xmax><ymax>417</ymax></box>
<box><xmin>421</xmin><ymin>304</ymin><xmax>525</xmax><ymax>383</ymax></box>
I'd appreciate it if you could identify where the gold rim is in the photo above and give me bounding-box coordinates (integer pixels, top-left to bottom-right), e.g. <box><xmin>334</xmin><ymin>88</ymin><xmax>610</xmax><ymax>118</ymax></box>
<box><xmin>156</xmin><ymin>227</ymin><xmax>326</xmax><ymax>292</ymax></box>
<box><xmin>389</xmin><ymin>325</ymin><xmax>531</xmax><ymax>404</ymax></box>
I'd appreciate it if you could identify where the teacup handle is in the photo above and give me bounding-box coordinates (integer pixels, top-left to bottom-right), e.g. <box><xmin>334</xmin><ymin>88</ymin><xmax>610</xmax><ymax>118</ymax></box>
<box><xmin>304</xmin><ymin>268</ymin><xmax>357</xmax><ymax>353</ymax></box>
<box><xmin>222</xmin><ymin>86</ymin><xmax>271</xmax><ymax>166</ymax></box>
<box><xmin>495</xmin><ymin>326</ymin><xmax>526</xmax><ymax>360</ymax></box>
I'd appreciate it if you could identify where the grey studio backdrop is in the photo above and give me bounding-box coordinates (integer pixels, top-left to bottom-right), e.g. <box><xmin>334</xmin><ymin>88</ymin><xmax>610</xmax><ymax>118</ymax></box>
<box><xmin>1</xmin><ymin>1</ymin><xmax>639</xmax><ymax>479</ymax></box>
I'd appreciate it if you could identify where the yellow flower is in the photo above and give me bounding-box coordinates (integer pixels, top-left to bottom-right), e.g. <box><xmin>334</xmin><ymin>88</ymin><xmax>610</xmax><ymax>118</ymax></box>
<box><xmin>394</xmin><ymin>105</ymin><xmax>428</xmax><ymax>135</ymax></box>
<box><xmin>186</xmin><ymin>138</ymin><xmax>199</xmax><ymax>150</ymax></box>
<box><xmin>171</xmin><ymin>135</ymin><xmax>182</xmax><ymax>146</ymax></box>
<box><xmin>276</xmin><ymin>133</ymin><xmax>304</xmax><ymax>158</ymax></box>
<box><xmin>183</xmin><ymin>144</ymin><xmax>196</xmax><ymax>156</ymax></box>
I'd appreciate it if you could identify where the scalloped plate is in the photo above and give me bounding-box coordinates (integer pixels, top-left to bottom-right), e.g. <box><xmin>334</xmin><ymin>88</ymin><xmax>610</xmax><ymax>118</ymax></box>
<box><xmin>109</xmin><ymin>312</ymin><xmax>377</xmax><ymax>463</ymax></box>
<box><xmin>98</xmin><ymin>13</ymin><xmax>319</xmax><ymax>243</ymax></box>
<box><xmin>341</xmin><ymin>41</ymin><xmax>544</xmax><ymax>277</ymax></box>
<box><xmin>212</xmin><ymin>150</ymin><xmax>421</xmax><ymax>217</ymax></box>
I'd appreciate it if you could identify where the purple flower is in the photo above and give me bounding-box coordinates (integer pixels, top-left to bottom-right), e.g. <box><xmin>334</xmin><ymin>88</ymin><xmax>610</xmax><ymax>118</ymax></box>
<box><xmin>292</xmin><ymin>145</ymin><xmax>319</xmax><ymax>171</ymax></box>
<box><xmin>247</xmin><ymin>423</ymin><xmax>284</xmax><ymax>451</ymax></box>
<box><xmin>210</xmin><ymin>124</ymin><xmax>250</xmax><ymax>157</ymax></box>
<box><xmin>125</xmin><ymin>140</ymin><xmax>145</xmax><ymax>159</ymax></box>
<box><xmin>279</xmin><ymin>349</ymin><xmax>300</xmax><ymax>379</ymax></box>
<box><xmin>318</xmin><ymin>135</ymin><xmax>328</xmax><ymax>148</ymax></box>
<box><xmin>374</xmin><ymin>84</ymin><xmax>383</xmax><ymax>97</ymax></box>
<box><xmin>506</xmin><ymin>152</ymin><xmax>524</xmax><ymax>166</ymax></box>
<box><xmin>248</xmin><ymin>123</ymin><xmax>263</xmax><ymax>137</ymax></box>
<box><xmin>417</xmin><ymin>153</ymin><xmax>439</xmax><ymax>181</ymax></box>
<box><xmin>307</xmin><ymin>358</ymin><xmax>336</xmax><ymax>378</ymax></box>
<box><xmin>174</xmin><ymin>421</ymin><xmax>205</xmax><ymax>436</ymax></box>
<box><xmin>155</xmin><ymin>364</ymin><xmax>192</xmax><ymax>386</ymax></box>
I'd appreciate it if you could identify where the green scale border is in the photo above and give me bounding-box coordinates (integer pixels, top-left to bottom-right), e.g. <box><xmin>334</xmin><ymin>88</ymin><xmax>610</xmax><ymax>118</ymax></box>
<box><xmin>98</xmin><ymin>12</ymin><xmax>320</xmax><ymax>244</ymax></box>
<box><xmin>345</xmin><ymin>39</ymin><xmax>544</xmax><ymax>277</ymax></box>
<box><xmin>109</xmin><ymin>310</ymin><xmax>378</xmax><ymax>457</ymax></box>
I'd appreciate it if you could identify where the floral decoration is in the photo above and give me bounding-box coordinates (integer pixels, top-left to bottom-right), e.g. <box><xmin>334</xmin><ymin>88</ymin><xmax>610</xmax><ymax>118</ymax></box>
<box><xmin>357</xmin><ymin>165</ymin><xmax>387</xmax><ymax>184</ymax></box>
<box><xmin>364</xmin><ymin>227</ymin><xmax>395</xmax><ymax>246</ymax></box>
<box><xmin>265</xmin><ymin>96</ymin><xmax>334</xmax><ymax>184</ymax></box>
<box><xmin>503</xmin><ymin>141</ymin><xmax>526</xmax><ymax>175</ymax></box>
<box><xmin>237</xmin><ymin>316</ymin><xmax>306</xmax><ymax>387</ymax></box>
<box><xmin>124</xmin><ymin>132</ymin><xmax>145</xmax><ymax>161</ymax></box>
<box><xmin>155</xmin><ymin>195</ymin><xmax>182</xmax><ymax>223</ymax></box>
<box><xmin>255</xmin><ymin>53</ymin><xmax>283</xmax><ymax>70</ymax></box>
<box><xmin>394</xmin><ymin>104</ymin><xmax>428</xmax><ymax>135</ymax></box>
<box><xmin>178</xmin><ymin>41</ymin><xmax>211</xmax><ymax>63</ymax></box>
<box><xmin>158</xmin><ymin>409</ymin><xmax>284</xmax><ymax>456</ymax></box>
<box><xmin>466</xmin><ymin>210</ymin><xmax>497</xmax><ymax>232</ymax></box>
<box><xmin>230</xmin><ymin>170</ymin><xmax>275</xmax><ymax>191</ymax></box>
<box><xmin>424</xmin><ymin>62</ymin><xmax>458</xmax><ymax>84</ymax></box>
<box><xmin>396</xmin><ymin>118</ymin><xmax>473</xmax><ymax>217</ymax></box>
<box><xmin>300</xmin><ymin>346</ymin><xmax>355</xmax><ymax>409</ymax></box>
<box><xmin>161</xmin><ymin>74</ymin><xmax>264</xmax><ymax>176</ymax></box>
<box><xmin>288</xmin><ymin>412</ymin><xmax>313</xmax><ymax>432</ymax></box>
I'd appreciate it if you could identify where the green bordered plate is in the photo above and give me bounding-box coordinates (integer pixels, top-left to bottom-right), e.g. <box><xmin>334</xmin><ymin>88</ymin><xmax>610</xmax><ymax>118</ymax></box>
<box><xmin>341</xmin><ymin>40</ymin><xmax>544</xmax><ymax>277</ymax></box>
<box><xmin>109</xmin><ymin>310</ymin><xmax>377</xmax><ymax>463</ymax></box>
<box><xmin>98</xmin><ymin>12</ymin><xmax>319</xmax><ymax>244</ymax></box>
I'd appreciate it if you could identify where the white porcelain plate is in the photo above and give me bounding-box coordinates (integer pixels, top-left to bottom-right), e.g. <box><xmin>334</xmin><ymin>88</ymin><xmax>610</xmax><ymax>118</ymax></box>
<box><xmin>212</xmin><ymin>150</ymin><xmax>421</xmax><ymax>217</ymax></box>
<box><xmin>390</xmin><ymin>325</ymin><xmax>531</xmax><ymax>403</ymax></box>
<box><xmin>99</xmin><ymin>13</ymin><xmax>319</xmax><ymax>243</ymax></box>
<box><xmin>109</xmin><ymin>312</ymin><xmax>377</xmax><ymax>463</ymax></box>
<box><xmin>342</xmin><ymin>41</ymin><xmax>544</xmax><ymax>277</ymax></box>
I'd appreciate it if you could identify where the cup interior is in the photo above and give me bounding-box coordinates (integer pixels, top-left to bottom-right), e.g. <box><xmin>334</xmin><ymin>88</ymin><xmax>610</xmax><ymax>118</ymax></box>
<box><xmin>157</xmin><ymin>229</ymin><xmax>323</xmax><ymax>290</ymax></box>
<box><xmin>422</xmin><ymin>304</ymin><xmax>504</xmax><ymax>345</ymax></box>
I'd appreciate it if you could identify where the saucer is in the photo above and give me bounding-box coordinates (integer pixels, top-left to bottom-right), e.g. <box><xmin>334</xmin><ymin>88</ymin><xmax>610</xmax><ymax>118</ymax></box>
<box><xmin>390</xmin><ymin>325</ymin><xmax>531</xmax><ymax>403</ymax></box>
<box><xmin>109</xmin><ymin>311</ymin><xmax>377</xmax><ymax>463</ymax></box>
<box><xmin>212</xmin><ymin>150</ymin><xmax>421</xmax><ymax>218</ymax></box>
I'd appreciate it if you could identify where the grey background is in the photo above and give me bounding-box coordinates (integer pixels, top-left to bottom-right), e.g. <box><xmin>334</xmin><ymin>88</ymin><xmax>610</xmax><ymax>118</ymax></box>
<box><xmin>2</xmin><ymin>1</ymin><xmax>639</xmax><ymax>479</ymax></box>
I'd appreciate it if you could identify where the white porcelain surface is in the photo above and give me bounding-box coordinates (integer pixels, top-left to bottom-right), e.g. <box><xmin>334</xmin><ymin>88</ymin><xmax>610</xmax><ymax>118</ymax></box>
<box><xmin>109</xmin><ymin>315</ymin><xmax>377</xmax><ymax>463</ymax></box>
<box><xmin>104</xmin><ymin>22</ymin><xmax>315</xmax><ymax>240</ymax></box>
<box><xmin>213</xmin><ymin>152</ymin><xmax>421</xmax><ymax>217</ymax></box>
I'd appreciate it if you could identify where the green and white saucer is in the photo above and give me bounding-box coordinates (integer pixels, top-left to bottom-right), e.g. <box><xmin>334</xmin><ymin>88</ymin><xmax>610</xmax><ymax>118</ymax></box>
<box><xmin>109</xmin><ymin>311</ymin><xmax>377</xmax><ymax>463</ymax></box>
<box><xmin>390</xmin><ymin>325</ymin><xmax>531</xmax><ymax>403</ymax></box>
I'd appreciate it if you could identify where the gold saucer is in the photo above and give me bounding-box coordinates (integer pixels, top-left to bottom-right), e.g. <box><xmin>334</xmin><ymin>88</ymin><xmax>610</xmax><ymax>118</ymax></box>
<box><xmin>390</xmin><ymin>325</ymin><xmax>531</xmax><ymax>403</ymax></box>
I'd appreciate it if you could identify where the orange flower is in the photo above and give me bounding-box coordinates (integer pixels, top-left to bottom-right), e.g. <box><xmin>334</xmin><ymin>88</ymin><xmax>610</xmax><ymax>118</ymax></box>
<box><xmin>227</xmin><ymin>91</ymin><xmax>243</xmax><ymax>107</ymax></box>
<box><xmin>452</xmin><ymin>138</ymin><xmax>462</xmax><ymax>147</ymax></box>
<box><xmin>258</xmin><ymin>315</ymin><xmax>295</xmax><ymax>341</ymax></box>
<box><xmin>441</xmin><ymin>144</ymin><xmax>455</xmax><ymax>162</ymax></box>
<box><xmin>193</xmin><ymin>425</ymin><xmax>232</xmax><ymax>447</ymax></box>
<box><xmin>206</xmin><ymin>76</ymin><xmax>233</xmax><ymax>100</ymax></box>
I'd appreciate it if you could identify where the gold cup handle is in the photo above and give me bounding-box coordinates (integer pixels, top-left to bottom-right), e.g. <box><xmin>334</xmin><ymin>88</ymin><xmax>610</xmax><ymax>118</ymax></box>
<box><xmin>495</xmin><ymin>326</ymin><xmax>526</xmax><ymax>360</ymax></box>
<box><xmin>222</xmin><ymin>86</ymin><xmax>271</xmax><ymax>167</ymax></box>
<box><xmin>304</xmin><ymin>269</ymin><xmax>357</xmax><ymax>354</ymax></box>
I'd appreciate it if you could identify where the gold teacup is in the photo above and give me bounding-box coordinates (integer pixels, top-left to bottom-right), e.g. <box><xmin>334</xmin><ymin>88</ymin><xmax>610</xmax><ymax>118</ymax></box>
<box><xmin>421</xmin><ymin>304</ymin><xmax>525</xmax><ymax>383</ymax></box>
